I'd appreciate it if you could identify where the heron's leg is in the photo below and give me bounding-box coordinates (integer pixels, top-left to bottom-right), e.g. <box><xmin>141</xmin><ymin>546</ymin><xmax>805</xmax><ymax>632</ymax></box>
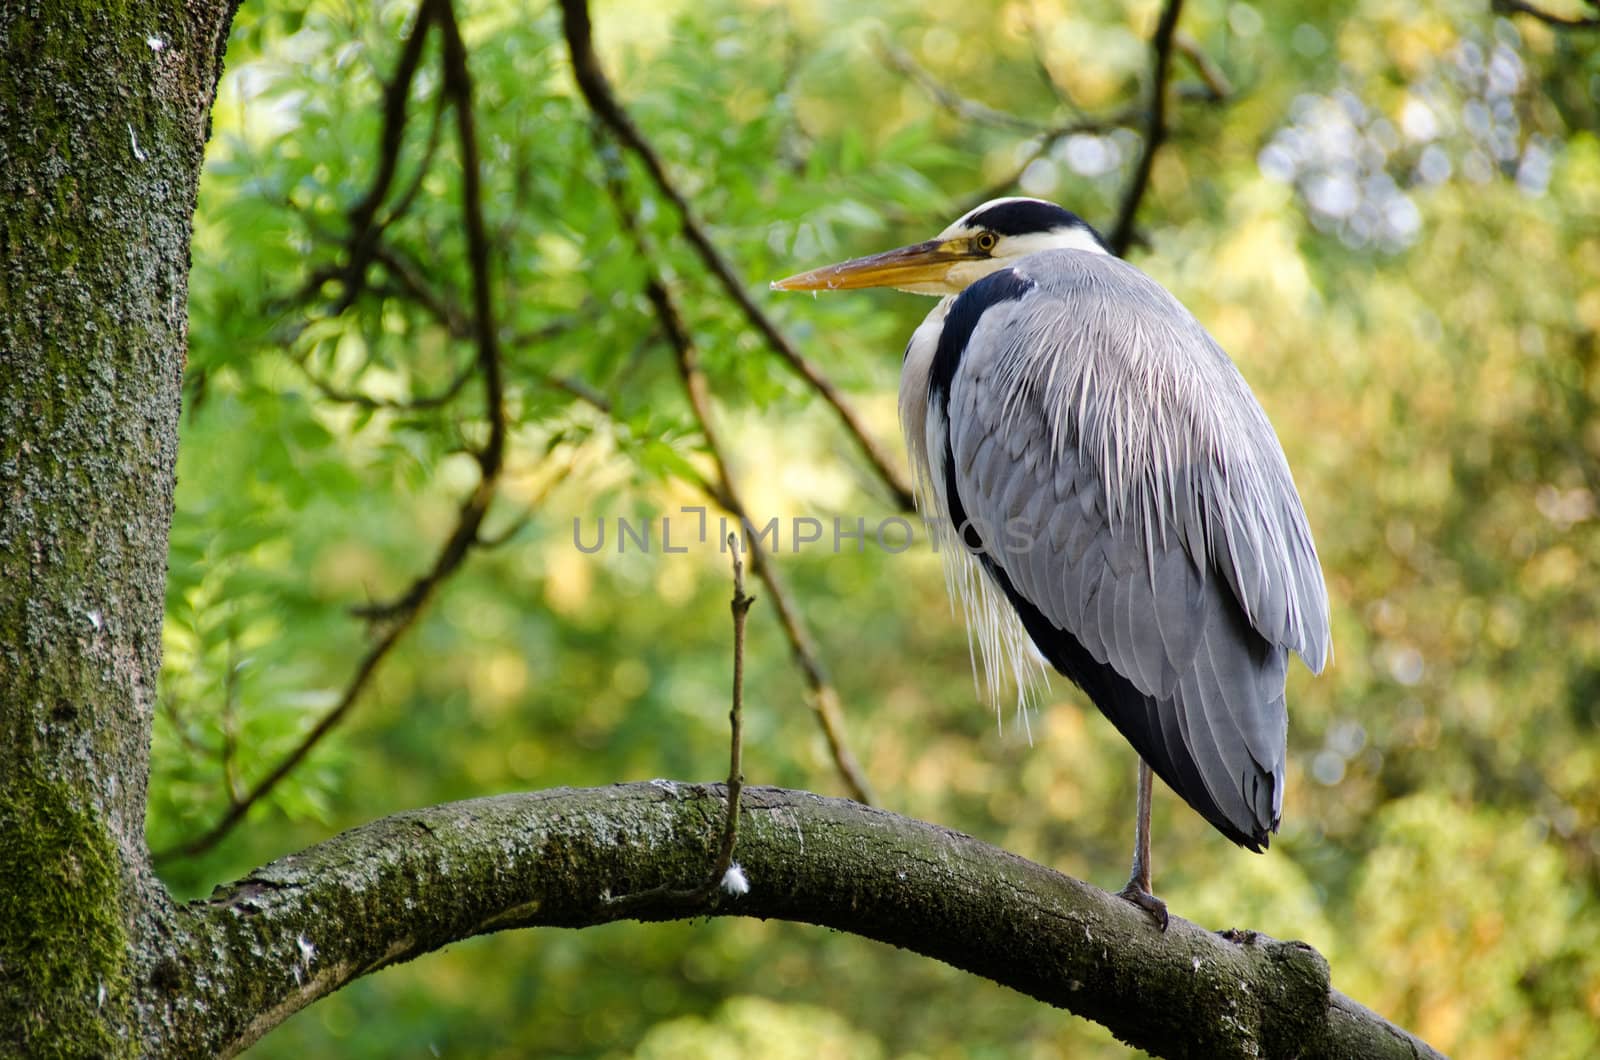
<box><xmin>1117</xmin><ymin>758</ymin><xmax>1169</xmax><ymax>931</ymax></box>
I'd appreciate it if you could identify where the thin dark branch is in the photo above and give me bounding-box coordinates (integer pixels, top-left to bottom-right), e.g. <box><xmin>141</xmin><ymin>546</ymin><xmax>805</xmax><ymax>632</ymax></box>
<box><xmin>559</xmin><ymin>0</ymin><xmax>916</xmax><ymax>512</ymax></box>
<box><xmin>383</xmin><ymin>89</ymin><xmax>448</xmax><ymax>230</ymax></box>
<box><xmin>950</xmin><ymin>107</ymin><xmax>1142</xmax><ymax>220</ymax></box>
<box><xmin>220</xmin><ymin>631</ymin><xmax>244</xmax><ymax>805</ymax></box>
<box><xmin>1492</xmin><ymin>0</ymin><xmax>1600</xmax><ymax>29</ymax></box>
<box><xmin>646</xmin><ymin>281</ymin><xmax>875</xmax><ymax>805</ymax></box>
<box><xmin>294</xmin><ymin>348</ymin><xmax>476</xmax><ymax>412</ymax></box>
<box><xmin>874</xmin><ymin>37</ymin><xmax>1054</xmax><ymax>134</ymax></box>
<box><xmin>1174</xmin><ymin>30</ymin><xmax>1232</xmax><ymax>101</ymax></box>
<box><xmin>353</xmin><ymin>0</ymin><xmax>507</xmax><ymax>622</ymax></box>
<box><xmin>1109</xmin><ymin>0</ymin><xmax>1186</xmax><ymax>256</ymax></box>
<box><xmin>156</xmin><ymin>0</ymin><xmax>513</xmax><ymax>863</ymax></box>
<box><xmin>536</xmin><ymin>369</ymin><xmax>613</xmax><ymax>415</ymax></box>
<box><xmin>154</xmin><ymin>616</ymin><xmax>419</xmax><ymax>861</ymax></box>
<box><xmin>368</xmin><ymin>239</ymin><xmax>611</xmax><ymax>413</ymax></box>
<box><xmin>335</xmin><ymin>3</ymin><xmax>437</xmax><ymax>315</ymax></box>
<box><xmin>372</xmin><ymin>241</ymin><xmax>472</xmax><ymax>337</ymax></box>
<box><xmin>597</xmin><ymin>152</ymin><xmax>876</xmax><ymax>804</ymax></box>
<box><xmin>436</xmin><ymin>0</ymin><xmax>506</xmax><ymax>478</ymax></box>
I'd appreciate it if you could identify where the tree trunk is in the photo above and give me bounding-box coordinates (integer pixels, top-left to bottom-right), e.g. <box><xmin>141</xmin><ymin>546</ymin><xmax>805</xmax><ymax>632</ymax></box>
<box><xmin>0</xmin><ymin>1</ymin><xmax>235</xmax><ymax>1052</ymax></box>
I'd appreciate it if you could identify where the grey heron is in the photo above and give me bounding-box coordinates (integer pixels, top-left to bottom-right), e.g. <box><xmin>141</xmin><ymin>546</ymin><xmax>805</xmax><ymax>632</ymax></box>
<box><xmin>774</xmin><ymin>198</ymin><xmax>1330</xmax><ymax>927</ymax></box>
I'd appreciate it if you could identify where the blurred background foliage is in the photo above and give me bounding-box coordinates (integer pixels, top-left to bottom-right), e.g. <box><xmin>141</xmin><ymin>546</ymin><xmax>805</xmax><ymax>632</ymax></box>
<box><xmin>151</xmin><ymin>0</ymin><xmax>1600</xmax><ymax>1055</ymax></box>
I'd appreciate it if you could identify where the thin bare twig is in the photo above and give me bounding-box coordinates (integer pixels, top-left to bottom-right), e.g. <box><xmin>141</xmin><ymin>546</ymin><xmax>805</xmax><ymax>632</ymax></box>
<box><xmin>384</xmin><ymin>89</ymin><xmax>449</xmax><ymax>230</ymax></box>
<box><xmin>601</xmin><ymin>536</ymin><xmax>756</xmax><ymax>915</ymax></box>
<box><xmin>874</xmin><ymin>38</ymin><xmax>1055</xmax><ymax>134</ymax></box>
<box><xmin>368</xmin><ymin>239</ymin><xmax>611</xmax><ymax>411</ymax></box>
<box><xmin>294</xmin><ymin>349</ymin><xmax>476</xmax><ymax>412</ymax></box>
<box><xmin>716</xmin><ymin>537</ymin><xmax>752</xmax><ymax>885</ymax></box>
<box><xmin>648</xmin><ymin>275</ymin><xmax>872</xmax><ymax>803</ymax></box>
<box><xmin>335</xmin><ymin>2</ymin><xmax>438</xmax><ymax>315</ymax></box>
<box><xmin>598</xmin><ymin>146</ymin><xmax>876</xmax><ymax>805</ymax></box>
<box><xmin>559</xmin><ymin>0</ymin><xmax>915</xmax><ymax>512</ymax></box>
<box><xmin>1020</xmin><ymin>13</ymin><xmax>1083</xmax><ymax>112</ymax></box>
<box><xmin>371</xmin><ymin>241</ymin><xmax>472</xmax><ymax>337</ymax></box>
<box><xmin>1173</xmin><ymin>31</ymin><xmax>1232</xmax><ymax>101</ymax></box>
<box><xmin>157</xmin><ymin>0</ymin><xmax>511</xmax><ymax>863</ymax></box>
<box><xmin>1109</xmin><ymin>0</ymin><xmax>1186</xmax><ymax>256</ymax></box>
<box><xmin>950</xmin><ymin>107</ymin><xmax>1141</xmax><ymax>220</ymax></box>
<box><xmin>1492</xmin><ymin>0</ymin><xmax>1600</xmax><ymax>29</ymax></box>
<box><xmin>354</xmin><ymin>0</ymin><xmax>505</xmax><ymax>622</ymax></box>
<box><xmin>535</xmin><ymin>369</ymin><xmax>613</xmax><ymax>415</ymax></box>
<box><xmin>220</xmin><ymin>631</ymin><xmax>244</xmax><ymax>805</ymax></box>
<box><xmin>437</xmin><ymin>1</ymin><xmax>507</xmax><ymax>477</ymax></box>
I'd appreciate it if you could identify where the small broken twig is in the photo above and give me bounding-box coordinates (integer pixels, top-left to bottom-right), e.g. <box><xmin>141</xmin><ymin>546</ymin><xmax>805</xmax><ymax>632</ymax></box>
<box><xmin>707</xmin><ymin>537</ymin><xmax>754</xmax><ymax>897</ymax></box>
<box><xmin>1173</xmin><ymin>31</ymin><xmax>1232</xmax><ymax>102</ymax></box>
<box><xmin>601</xmin><ymin>537</ymin><xmax>757</xmax><ymax>911</ymax></box>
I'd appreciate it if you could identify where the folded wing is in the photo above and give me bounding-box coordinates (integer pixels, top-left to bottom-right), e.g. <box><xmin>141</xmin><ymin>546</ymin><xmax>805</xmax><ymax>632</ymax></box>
<box><xmin>927</xmin><ymin>252</ymin><xmax>1330</xmax><ymax>847</ymax></box>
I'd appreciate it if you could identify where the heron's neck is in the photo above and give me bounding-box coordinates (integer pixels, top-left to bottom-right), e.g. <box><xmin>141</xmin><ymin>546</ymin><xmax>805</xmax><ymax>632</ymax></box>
<box><xmin>897</xmin><ymin>297</ymin><xmax>956</xmax><ymax>498</ymax></box>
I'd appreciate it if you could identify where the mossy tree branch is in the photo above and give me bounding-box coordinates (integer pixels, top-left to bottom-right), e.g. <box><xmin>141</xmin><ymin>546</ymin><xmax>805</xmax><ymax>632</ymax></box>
<box><xmin>155</xmin><ymin>783</ymin><xmax>1440</xmax><ymax>1059</ymax></box>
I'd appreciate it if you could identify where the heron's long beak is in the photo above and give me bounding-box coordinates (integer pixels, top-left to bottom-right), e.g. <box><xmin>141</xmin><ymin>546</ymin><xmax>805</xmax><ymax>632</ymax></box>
<box><xmin>771</xmin><ymin>239</ymin><xmax>966</xmax><ymax>292</ymax></box>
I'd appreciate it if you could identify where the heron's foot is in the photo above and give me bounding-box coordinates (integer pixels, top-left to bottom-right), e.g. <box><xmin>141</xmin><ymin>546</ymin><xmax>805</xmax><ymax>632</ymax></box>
<box><xmin>1117</xmin><ymin>881</ymin><xmax>1169</xmax><ymax>932</ymax></box>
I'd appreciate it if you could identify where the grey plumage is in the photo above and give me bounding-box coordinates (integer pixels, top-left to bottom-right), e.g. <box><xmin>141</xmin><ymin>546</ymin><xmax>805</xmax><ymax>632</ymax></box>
<box><xmin>774</xmin><ymin>195</ymin><xmax>1330</xmax><ymax>868</ymax></box>
<box><xmin>908</xmin><ymin>248</ymin><xmax>1329</xmax><ymax>848</ymax></box>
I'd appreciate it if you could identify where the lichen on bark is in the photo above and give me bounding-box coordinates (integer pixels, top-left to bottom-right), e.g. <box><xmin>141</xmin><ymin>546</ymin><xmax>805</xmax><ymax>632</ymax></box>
<box><xmin>0</xmin><ymin>0</ymin><xmax>236</xmax><ymax>1054</ymax></box>
<box><xmin>0</xmin><ymin>773</ymin><xmax>132</xmax><ymax>1054</ymax></box>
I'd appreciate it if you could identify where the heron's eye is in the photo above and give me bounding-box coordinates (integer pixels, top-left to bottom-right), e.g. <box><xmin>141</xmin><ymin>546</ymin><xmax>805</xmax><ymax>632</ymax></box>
<box><xmin>974</xmin><ymin>231</ymin><xmax>998</xmax><ymax>253</ymax></box>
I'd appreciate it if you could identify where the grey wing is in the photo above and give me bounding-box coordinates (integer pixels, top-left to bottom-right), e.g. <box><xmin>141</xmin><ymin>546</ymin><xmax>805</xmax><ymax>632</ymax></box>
<box><xmin>939</xmin><ymin>252</ymin><xmax>1329</xmax><ymax>846</ymax></box>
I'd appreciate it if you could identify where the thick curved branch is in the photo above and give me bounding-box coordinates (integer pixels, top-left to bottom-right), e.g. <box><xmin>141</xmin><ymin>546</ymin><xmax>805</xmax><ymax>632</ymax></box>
<box><xmin>153</xmin><ymin>784</ymin><xmax>1441</xmax><ymax>1059</ymax></box>
<box><xmin>559</xmin><ymin>0</ymin><xmax>916</xmax><ymax>511</ymax></box>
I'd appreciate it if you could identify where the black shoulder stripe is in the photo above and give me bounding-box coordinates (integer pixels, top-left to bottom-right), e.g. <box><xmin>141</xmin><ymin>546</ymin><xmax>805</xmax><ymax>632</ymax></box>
<box><xmin>955</xmin><ymin>501</ymin><xmax>1269</xmax><ymax>851</ymax></box>
<box><xmin>942</xmin><ymin>438</ymin><xmax>985</xmax><ymax>553</ymax></box>
<box><xmin>928</xmin><ymin>268</ymin><xmax>1035</xmax><ymax>414</ymax></box>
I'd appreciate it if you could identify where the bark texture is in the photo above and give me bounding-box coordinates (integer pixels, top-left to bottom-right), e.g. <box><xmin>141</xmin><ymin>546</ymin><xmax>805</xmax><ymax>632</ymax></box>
<box><xmin>0</xmin><ymin>1</ymin><xmax>235</xmax><ymax>1053</ymax></box>
<box><xmin>165</xmin><ymin>783</ymin><xmax>1439</xmax><ymax>1059</ymax></box>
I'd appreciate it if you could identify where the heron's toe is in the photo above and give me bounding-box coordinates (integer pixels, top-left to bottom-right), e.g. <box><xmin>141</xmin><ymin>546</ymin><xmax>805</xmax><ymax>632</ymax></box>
<box><xmin>1117</xmin><ymin>882</ymin><xmax>1169</xmax><ymax>932</ymax></box>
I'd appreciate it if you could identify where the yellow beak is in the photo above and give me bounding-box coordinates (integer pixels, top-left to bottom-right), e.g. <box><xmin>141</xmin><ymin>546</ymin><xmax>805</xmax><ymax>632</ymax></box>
<box><xmin>770</xmin><ymin>239</ymin><xmax>969</xmax><ymax>292</ymax></box>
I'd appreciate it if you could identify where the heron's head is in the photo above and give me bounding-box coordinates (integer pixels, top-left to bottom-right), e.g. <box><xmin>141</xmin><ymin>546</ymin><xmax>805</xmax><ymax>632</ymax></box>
<box><xmin>772</xmin><ymin>197</ymin><xmax>1109</xmax><ymax>297</ymax></box>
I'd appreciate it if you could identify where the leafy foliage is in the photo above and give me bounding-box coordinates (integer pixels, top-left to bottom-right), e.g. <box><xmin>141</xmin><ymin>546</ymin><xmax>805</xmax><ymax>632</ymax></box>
<box><xmin>153</xmin><ymin>0</ymin><xmax>1600</xmax><ymax>1056</ymax></box>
